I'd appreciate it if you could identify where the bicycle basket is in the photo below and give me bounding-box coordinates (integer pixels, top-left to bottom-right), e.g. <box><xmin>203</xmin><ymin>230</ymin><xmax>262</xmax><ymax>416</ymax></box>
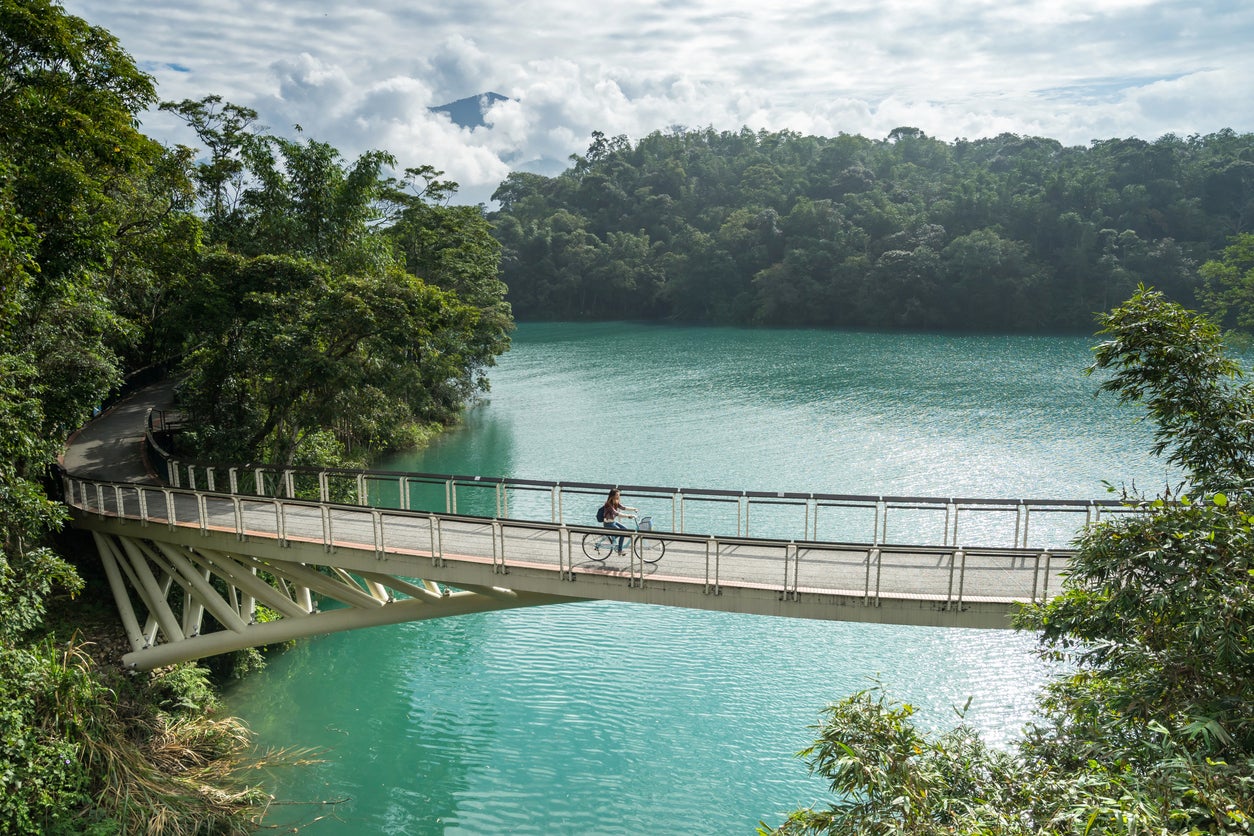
<box><xmin>638</xmin><ymin>516</ymin><xmax>652</xmax><ymax>531</ymax></box>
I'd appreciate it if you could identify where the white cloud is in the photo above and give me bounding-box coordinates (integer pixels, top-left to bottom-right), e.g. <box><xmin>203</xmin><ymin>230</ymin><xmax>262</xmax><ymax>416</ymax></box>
<box><xmin>62</xmin><ymin>0</ymin><xmax>1254</xmax><ymax>205</ymax></box>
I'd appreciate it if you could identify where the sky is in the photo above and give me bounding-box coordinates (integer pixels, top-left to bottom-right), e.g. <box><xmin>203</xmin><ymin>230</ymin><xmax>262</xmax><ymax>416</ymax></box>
<box><xmin>62</xmin><ymin>0</ymin><xmax>1254</xmax><ymax>206</ymax></box>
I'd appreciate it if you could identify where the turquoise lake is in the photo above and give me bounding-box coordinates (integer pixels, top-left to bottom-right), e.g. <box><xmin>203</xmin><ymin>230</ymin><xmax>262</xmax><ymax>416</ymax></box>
<box><xmin>227</xmin><ymin>323</ymin><xmax>1175</xmax><ymax>834</ymax></box>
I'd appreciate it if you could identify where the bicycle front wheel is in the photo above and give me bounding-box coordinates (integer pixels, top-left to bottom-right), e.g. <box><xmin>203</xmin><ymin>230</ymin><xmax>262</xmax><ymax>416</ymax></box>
<box><xmin>634</xmin><ymin>536</ymin><xmax>666</xmax><ymax>564</ymax></box>
<box><xmin>582</xmin><ymin>533</ymin><xmax>609</xmax><ymax>561</ymax></box>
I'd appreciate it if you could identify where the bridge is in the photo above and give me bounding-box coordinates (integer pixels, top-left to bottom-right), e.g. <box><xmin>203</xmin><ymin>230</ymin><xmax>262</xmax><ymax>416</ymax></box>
<box><xmin>61</xmin><ymin>383</ymin><xmax>1132</xmax><ymax>671</ymax></box>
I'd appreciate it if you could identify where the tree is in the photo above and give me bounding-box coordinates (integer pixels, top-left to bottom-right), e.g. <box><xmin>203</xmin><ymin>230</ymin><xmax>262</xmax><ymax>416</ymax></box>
<box><xmin>0</xmin><ymin>5</ymin><xmax>273</xmax><ymax>831</ymax></box>
<box><xmin>159</xmin><ymin>94</ymin><xmax>259</xmax><ymax>241</ymax></box>
<box><xmin>490</xmin><ymin>125</ymin><xmax>1254</xmax><ymax>332</ymax></box>
<box><xmin>1199</xmin><ymin>233</ymin><xmax>1254</xmax><ymax>331</ymax></box>
<box><xmin>387</xmin><ymin>166</ymin><xmax>513</xmax><ymax>392</ymax></box>
<box><xmin>155</xmin><ymin>109</ymin><xmax>512</xmax><ymax>466</ymax></box>
<box><xmin>766</xmin><ymin>288</ymin><xmax>1254</xmax><ymax>835</ymax></box>
<box><xmin>1</xmin><ymin>0</ymin><xmax>169</xmax><ymax>439</ymax></box>
<box><xmin>175</xmin><ymin>252</ymin><xmax>482</xmax><ymax>466</ymax></box>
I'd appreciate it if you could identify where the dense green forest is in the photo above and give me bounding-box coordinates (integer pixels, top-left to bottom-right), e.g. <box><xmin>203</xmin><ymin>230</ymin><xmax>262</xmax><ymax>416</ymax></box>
<box><xmin>491</xmin><ymin>126</ymin><xmax>1254</xmax><ymax>331</ymax></box>
<box><xmin>768</xmin><ymin>289</ymin><xmax>1254</xmax><ymax>835</ymax></box>
<box><xmin>3</xmin><ymin>0</ymin><xmax>1254</xmax><ymax>832</ymax></box>
<box><xmin>1</xmin><ymin>0</ymin><xmax>509</xmax><ymax>831</ymax></box>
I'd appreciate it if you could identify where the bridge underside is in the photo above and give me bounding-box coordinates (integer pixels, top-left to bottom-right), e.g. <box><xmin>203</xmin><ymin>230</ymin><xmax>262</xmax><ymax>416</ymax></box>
<box><xmin>77</xmin><ymin>502</ymin><xmax>1027</xmax><ymax>671</ymax></box>
<box><xmin>87</xmin><ymin>529</ymin><xmax>577</xmax><ymax>671</ymax></box>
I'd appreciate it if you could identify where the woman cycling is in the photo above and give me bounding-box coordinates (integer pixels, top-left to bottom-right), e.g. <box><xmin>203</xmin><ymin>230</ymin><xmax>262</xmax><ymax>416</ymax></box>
<box><xmin>597</xmin><ymin>489</ymin><xmax>637</xmax><ymax>555</ymax></box>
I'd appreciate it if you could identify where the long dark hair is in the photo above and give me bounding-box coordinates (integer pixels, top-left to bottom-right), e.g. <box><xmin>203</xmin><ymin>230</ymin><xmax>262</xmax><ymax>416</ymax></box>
<box><xmin>602</xmin><ymin>489</ymin><xmax>620</xmax><ymax>513</ymax></box>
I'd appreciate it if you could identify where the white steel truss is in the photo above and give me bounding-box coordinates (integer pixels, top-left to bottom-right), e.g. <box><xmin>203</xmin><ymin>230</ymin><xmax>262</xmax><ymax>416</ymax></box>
<box><xmin>89</xmin><ymin>529</ymin><xmax>574</xmax><ymax>671</ymax></box>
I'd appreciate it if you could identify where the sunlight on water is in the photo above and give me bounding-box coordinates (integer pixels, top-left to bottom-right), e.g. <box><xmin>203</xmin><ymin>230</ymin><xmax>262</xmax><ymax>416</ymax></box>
<box><xmin>230</xmin><ymin>323</ymin><xmax>1175</xmax><ymax>834</ymax></box>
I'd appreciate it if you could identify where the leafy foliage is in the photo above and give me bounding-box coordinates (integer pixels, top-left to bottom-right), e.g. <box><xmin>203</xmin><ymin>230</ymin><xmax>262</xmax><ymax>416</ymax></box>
<box><xmin>768</xmin><ymin>689</ymin><xmax>1036</xmax><ymax>835</ymax></box>
<box><xmin>768</xmin><ymin>291</ymin><xmax>1254</xmax><ymax>834</ymax></box>
<box><xmin>2</xmin><ymin>2</ymin><xmax>510</xmax><ymax>827</ymax></box>
<box><xmin>161</xmin><ymin>102</ymin><xmax>512</xmax><ymax>466</ymax></box>
<box><xmin>1200</xmin><ymin>233</ymin><xmax>1254</xmax><ymax>332</ymax></box>
<box><xmin>1089</xmin><ymin>286</ymin><xmax>1254</xmax><ymax>491</ymax></box>
<box><xmin>493</xmin><ymin>127</ymin><xmax>1254</xmax><ymax>331</ymax></box>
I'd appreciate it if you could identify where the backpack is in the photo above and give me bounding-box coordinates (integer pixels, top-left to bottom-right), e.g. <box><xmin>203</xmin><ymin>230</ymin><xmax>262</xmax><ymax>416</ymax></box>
<box><xmin>596</xmin><ymin>505</ymin><xmax>608</xmax><ymax>523</ymax></box>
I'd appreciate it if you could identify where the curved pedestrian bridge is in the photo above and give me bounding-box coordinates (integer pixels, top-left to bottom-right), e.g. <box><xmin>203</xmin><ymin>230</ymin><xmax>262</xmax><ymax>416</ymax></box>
<box><xmin>62</xmin><ymin>390</ymin><xmax>1133</xmax><ymax>671</ymax></box>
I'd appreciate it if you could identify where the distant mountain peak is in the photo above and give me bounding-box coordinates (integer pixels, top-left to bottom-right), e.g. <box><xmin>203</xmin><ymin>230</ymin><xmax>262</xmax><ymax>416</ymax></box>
<box><xmin>430</xmin><ymin>91</ymin><xmax>512</xmax><ymax>129</ymax></box>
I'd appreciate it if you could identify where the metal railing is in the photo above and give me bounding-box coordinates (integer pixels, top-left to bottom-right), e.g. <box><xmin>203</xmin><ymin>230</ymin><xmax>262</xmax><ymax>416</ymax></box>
<box><xmin>152</xmin><ymin>454</ymin><xmax>1131</xmax><ymax>550</ymax></box>
<box><xmin>64</xmin><ymin>473</ymin><xmax>1072</xmax><ymax>609</ymax></box>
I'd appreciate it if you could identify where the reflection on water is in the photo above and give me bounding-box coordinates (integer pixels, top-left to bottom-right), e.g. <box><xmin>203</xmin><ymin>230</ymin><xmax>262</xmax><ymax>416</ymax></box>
<box><xmin>232</xmin><ymin>602</ymin><xmax>1049</xmax><ymax>834</ymax></box>
<box><xmin>230</xmin><ymin>323</ymin><xmax>1175</xmax><ymax>834</ymax></box>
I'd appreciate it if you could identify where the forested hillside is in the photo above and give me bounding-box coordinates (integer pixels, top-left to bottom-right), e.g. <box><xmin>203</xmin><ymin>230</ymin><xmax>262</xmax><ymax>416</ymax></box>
<box><xmin>0</xmin><ymin>1</ymin><xmax>510</xmax><ymax>829</ymax></box>
<box><xmin>491</xmin><ymin>127</ymin><xmax>1254</xmax><ymax>331</ymax></box>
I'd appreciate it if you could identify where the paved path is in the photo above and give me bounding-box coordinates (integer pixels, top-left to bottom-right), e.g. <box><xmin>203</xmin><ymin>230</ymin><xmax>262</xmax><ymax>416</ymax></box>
<box><xmin>61</xmin><ymin>380</ymin><xmax>177</xmax><ymax>482</ymax></box>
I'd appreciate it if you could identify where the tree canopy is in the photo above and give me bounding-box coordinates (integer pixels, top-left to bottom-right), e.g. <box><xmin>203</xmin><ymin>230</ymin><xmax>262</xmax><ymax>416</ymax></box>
<box><xmin>767</xmin><ymin>289</ymin><xmax>1254</xmax><ymax>834</ymax></box>
<box><xmin>493</xmin><ymin>127</ymin><xmax>1254</xmax><ymax>332</ymax></box>
<box><xmin>157</xmin><ymin>109</ymin><xmax>513</xmax><ymax>466</ymax></box>
<box><xmin>0</xmin><ymin>1</ymin><xmax>513</xmax><ymax>828</ymax></box>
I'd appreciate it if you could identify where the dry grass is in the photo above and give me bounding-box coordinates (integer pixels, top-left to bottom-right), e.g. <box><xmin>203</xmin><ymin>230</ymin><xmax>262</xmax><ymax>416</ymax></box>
<box><xmin>41</xmin><ymin>637</ymin><xmax>320</xmax><ymax>835</ymax></box>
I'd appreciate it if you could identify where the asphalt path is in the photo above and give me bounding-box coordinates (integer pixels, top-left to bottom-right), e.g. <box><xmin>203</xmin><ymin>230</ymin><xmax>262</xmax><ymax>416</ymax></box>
<box><xmin>60</xmin><ymin>379</ymin><xmax>177</xmax><ymax>483</ymax></box>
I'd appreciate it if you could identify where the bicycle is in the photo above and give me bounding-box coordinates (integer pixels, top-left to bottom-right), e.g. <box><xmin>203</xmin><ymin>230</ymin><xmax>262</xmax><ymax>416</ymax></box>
<box><xmin>582</xmin><ymin>515</ymin><xmax>667</xmax><ymax>563</ymax></box>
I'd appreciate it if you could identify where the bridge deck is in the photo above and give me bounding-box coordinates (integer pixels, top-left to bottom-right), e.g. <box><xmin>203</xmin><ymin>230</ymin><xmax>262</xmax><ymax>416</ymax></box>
<box><xmin>58</xmin><ymin>381</ymin><xmax>1097</xmax><ymax>669</ymax></box>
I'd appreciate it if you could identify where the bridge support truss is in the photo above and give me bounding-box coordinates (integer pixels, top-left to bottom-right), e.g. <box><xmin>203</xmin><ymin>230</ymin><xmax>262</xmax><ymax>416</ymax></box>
<box><xmin>89</xmin><ymin>530</ymin><xmax>573</xmax><ymax>671</ymax></box>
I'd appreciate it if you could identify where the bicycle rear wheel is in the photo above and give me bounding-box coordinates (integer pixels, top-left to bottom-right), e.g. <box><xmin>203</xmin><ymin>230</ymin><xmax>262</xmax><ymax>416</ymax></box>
<box><xmin>634</xmin><ymin>536</ymin><xmax>666</xmax><ymax>564</ymax></box>
<box><xmin>582</xmin><ymin>533</ymin><xmax>610</xmax><ymax>561</ymax></box>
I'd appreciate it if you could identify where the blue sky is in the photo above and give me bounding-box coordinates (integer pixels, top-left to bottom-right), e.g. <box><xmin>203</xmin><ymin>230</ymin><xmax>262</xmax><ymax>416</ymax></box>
<box><xmin>62</xmin><ymin>0</ymin><xmax>1254</xmax><ymax>205</ymax></box>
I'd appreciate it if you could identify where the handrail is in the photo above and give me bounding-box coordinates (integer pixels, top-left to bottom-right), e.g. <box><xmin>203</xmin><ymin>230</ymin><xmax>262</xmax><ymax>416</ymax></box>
<box><xmin>149</xmin><ymin>456</ymin><xmax>1130</xmax><ymax>549</ymax></box>
<box><xmin>64</xmin><ymin>473</ymin><xmax>1074</xmax><ymax>609</ymax></box>
<box><xmin>134</xmin><ymin>415</ymin><xmax>1136</xmax><ymax>550</ymax></box>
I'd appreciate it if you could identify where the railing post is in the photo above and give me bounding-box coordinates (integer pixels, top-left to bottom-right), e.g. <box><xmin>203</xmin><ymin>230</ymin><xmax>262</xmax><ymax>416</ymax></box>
<box><xmin>781</xmin><ymin>542</ymin><xmax>799</xmax><ymax>601</ymax></box>
<box><xmin>875</xmin><ymin>499</ymin><xmax>885</xmax><ymax>544</ymax></box>
<box><xmin>170</xmin><ymin>462</ymin><xmax>181</xmax><ymax>488</ymax></box>
<box><xmin>228</xmin><ymin>467</ymin><xmax>238</xmax><ymax>495</ymax></box>
<box><xmin>704</xmin><ymin>536</ymin><xmax>720</xmax><ymax>595</ymax></box>
<box><xmin>372</xmin><ymin>509</ymin><xmax>384</xmax><ymax>558</ymax></box>
<box><xmin>430</xmin><ymin>514</ymin><xmax>444</xmax><ymax>566</ymax></box>
<box><xmin>206</xmin><ymin>467</ymin><xmax>216</xmax><ymax>492</ymax></box>
<box><xmin>321</xmin><ymin>504</ymin><xmax>332</xmax><ymax>552</ymax></box>
<box><xmin>273</xmin><ymin>499</ymin><xmax>285</xmax><ymax>546</ymax></box>
<box><xmin>872</xmin><ymin>547</ymin><xmax>883</xmax><ymax>605</ymax></box>
<box><xmin>231</xmin><ymin>496</ymin><xmax>243</xmax><ymax>540</ymax></box>
<box><xmin>164</xmin><ymin>488</ymin><xmax>176</xmax><ymax>530</ymax></box>
<box><xmin>558</xmin><ymin>524</ymin><xmax>570</xmax><ymax>579</ymax></box>
<box><xmin>254</xmin><ymin>468</ymin><xmax>265</xmax><ymax>496</ymax></box>
<box><xmin>319</xmin><ymin>471</ymin><xmax>329</xmax><ymax>504</ymax></box>
<box><xmin>1040</xmin><ymin>550</ymin><xmax>1053</xmax><ymax>600</ymax></box>
<box><xmin>627</xmin><ymin>531</ymin><xmax>641</xmax><ymax>588</ymax></box>
<box><xmin>1030</xmin><ymin>551</ymin><xmax>1041</xmax><ymax>602</ymax></box>
<box><xmin>491</xmin><ymin>520</ymin><xmax>506</xmax><ymax>574</ymax></box>
<box><xmin>284</xmin><ymin>469</ymin><xmax>295</xmax><ymax>499</ymax></box>
<box><xmin>945</xmin><ymin>549</ymin><xmax>966</xmax><ymax>611</ymax></box>
<box><xmin>187</xmin><ymin>466</ymin><xmax>197</xmax><ymax>491</ymax></box>
<box><xmin>400</xmin><ymin>476</ymin><xmax>409</xmax><ymax>511</ymax></box>
<box><xmin>956</xmin><ymin>549</ymin><xmax>966</xmax><ymax>610</ymax></box>
<box><xmin>356</xmin><ymin>473</ymin><xmax>367</xmax><ymax>506</ymax></box>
